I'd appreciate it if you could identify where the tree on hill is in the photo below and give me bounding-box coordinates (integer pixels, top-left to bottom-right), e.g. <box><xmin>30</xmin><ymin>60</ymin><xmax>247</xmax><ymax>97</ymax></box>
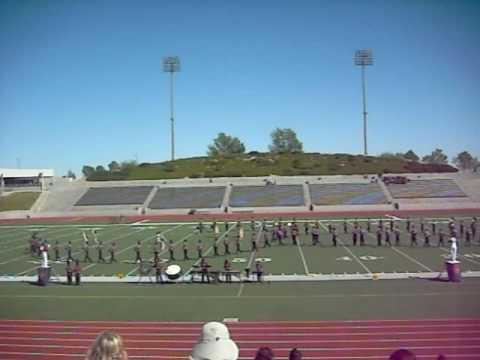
<box><xmin>82</xmin><ymin>165</ymin><xmax>95</xmax><ymax>178</ymax></box>
<box><xmin>422</xmin><ymin>148</ymin><xmax>448</xmax><ymax>164</ymax></box>
<box><xmin>66</xmin><ymin>170</ymin><xmax>76</xmax><ymax>179</ymax></box>
<box><xmin>379</xmin><ymin>152</ymin><xmax>405</xmax><ymax>159</ymax></box>
<box><xmin>404</xmin><ymin>150</ymin><xmax>419</xmax><ymax>161</ymax></box>
<box><xmin>453</xmin><ymin>151</ymin><xmax>475</xmax><ymax>171</ymax></box>
<box><xmin>207</xmin><ymin>132</ymin><xmax>246</xmax><ymax>157</ymax></box>
<box><xmin>95</xmin><ymin>165</ymin><xmax>106</xmax><ymax>173</ymax></box>
<box><xmin>269</xmin><ymin>128</ymin><xmax>303</xmax><ymax>153</ymax></box>
<box><xmin>117</xmin><ymin>161</ymin><xmax>138</xmax><ymax>174</ymax></box>
<box><xmin>473</xmin><ymin>157</ymin><xmax>480</xmax><ymax>172</ymax></box>
<box><xmin>108</xmin><ymin>161</ymin><xmax>120</xmax><ymax>172</ymax></box>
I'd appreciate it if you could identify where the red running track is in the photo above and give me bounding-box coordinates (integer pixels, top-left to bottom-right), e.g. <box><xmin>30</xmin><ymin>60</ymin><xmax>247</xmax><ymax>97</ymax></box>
<box><xmin>0</xmin><ymin>318</ymin><xmax>479</xmax><ymax>359</ymax></box>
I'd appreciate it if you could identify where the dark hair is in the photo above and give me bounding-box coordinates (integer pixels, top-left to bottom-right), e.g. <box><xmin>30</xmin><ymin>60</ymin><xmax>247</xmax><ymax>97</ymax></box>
<box><xmin>289</xmin><ymin>348</ymin><xmax>302</xmax><ymax>360</ymax></box>
<box><xmin>390</xmin><ymin>349</ymin><xmax>416</xmax><ymax>360</ymax></box>
<box><xmin>255</xmin><ymin>346</ymin><xmax>274</xmax><ymax>360</ymax></box>
<box><xmin>437</xmin><ymin>355</ymin><xmax>447</xmax><ymax>360</ymax></box>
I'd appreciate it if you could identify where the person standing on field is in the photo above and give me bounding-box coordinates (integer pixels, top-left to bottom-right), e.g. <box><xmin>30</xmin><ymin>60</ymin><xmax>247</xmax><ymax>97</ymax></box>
<box><xmin>109</xmin><ymin>241</ymin><xmax>117</xmax><ymax>263</ymax></box>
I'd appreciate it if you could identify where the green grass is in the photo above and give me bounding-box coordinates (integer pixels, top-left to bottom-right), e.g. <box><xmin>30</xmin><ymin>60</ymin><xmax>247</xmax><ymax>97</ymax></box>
<box><xmin>1</xmin><ymin>216</ymin><xmax>480</xmax><ymax>278</ymax></box>
<box><xmin>0</xmin><ymin>191</ymin><xmax>40</xmax><ymax>211</ymax></box>
<box><xmin>0</xmin><ymin>279</ymin><xmax>479</xmax><ymax>321</ymax></box>
<box><xmin>85</xmin><ymin>152</ymin><xmax>458</xmax><ymax>180</ymax></box>
<box><xmin>1</xmin><ymin>214</ymin><xmax>480</xmax><ymax>321</ymax></box>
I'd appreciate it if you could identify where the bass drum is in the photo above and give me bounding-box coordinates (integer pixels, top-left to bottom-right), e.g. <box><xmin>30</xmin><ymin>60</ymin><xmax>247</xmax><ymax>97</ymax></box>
<box><xmin>165</xmin><ymin>264</ymin><xmax>182</xmax><ymax>280</ymax></box>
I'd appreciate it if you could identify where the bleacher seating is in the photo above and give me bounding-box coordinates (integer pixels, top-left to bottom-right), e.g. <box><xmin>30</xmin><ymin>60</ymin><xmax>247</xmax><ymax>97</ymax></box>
<box><xmin>387</xmin><ymin>179</ymin><xmax>467</xmax><ymax>199</ymax></box>
<box><xmin>148</xmin><ymin>186</ymin><xmax>225</xmax><ymax>209</ymax></box>
<box><xmin>309</xmin><ymin>183</ymin><xmax>388</xmax><ymax>205</ymax></box>
<box><xmin>75</xmin><ymin>186</ymin><xmax>153</xmax><ymax>206</ymax></box>
<box><xmin>229</xmin><ymin>185</ymin><xmax>304</xmax><ymax>207</ymax></box>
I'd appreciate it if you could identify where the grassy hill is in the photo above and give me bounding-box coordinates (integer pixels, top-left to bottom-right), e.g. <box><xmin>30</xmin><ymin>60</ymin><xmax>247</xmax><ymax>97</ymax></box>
<box><xmin>0</xmin><ymin>192</ymin><xmax>40</xmax><ymax>211</ymax></box>
<box><xmin>86</xmin><ymin>153</ymin><xmax>458</xmax><ymax>181</ymax></box>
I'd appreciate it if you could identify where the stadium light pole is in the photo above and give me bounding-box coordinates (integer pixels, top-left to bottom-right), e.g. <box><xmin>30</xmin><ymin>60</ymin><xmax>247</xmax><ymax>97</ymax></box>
<box><xmin>354</xmin><ymin>49</ymin><xmax>373</xmax><ymax>156</ymax></box>
<box><xmin>163</xmin><ymin>56</ymin><xmax>181</xmax><ymax>161</ymax></box>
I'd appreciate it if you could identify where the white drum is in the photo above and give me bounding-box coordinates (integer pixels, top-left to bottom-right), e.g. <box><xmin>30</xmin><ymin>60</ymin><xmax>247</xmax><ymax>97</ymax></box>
<box><xmin>165</xmin><ymin>264</ymin><xmax>182</xmax><ymax>280</ymax></box>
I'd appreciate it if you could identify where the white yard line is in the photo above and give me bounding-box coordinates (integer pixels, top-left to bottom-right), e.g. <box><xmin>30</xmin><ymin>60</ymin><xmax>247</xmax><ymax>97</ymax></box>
<box><xmin>358</xmin><ymin>222</ymin><xmax>434</xmax><ymax>272</ymax></box>
<box><xmin>439</xmin><ymin>247</ymin><xmax>480</xmax><ymax>266</ymax></box>
<box><xmin>247</xmin><ymin>247</ymin><xmax>257</xmax><ymax>269</ymax></box>
<box><xmin>296</xmin><ymin>238</ymin><xmax>310</xmax><ymax>275</ymax></box>
<box><xmin>82</xmin><ymin>228</ymin><xmax>150</xmax><ymax>272</ymax></box>
<box><xmin>0</xmin><ymin>227</ymin><xmax>77</xmax><ymax>255</ymax></box>
<box><xmin>14</xmin><ymin>226</ymin><xmax>126</xmax><ymax>276</ymax></box>
<box><xmin>102</xmin><ymin>223</ymin><xmax>184</xmax><ymax>275</ymax></box>
<box><xmin>127</xmin><ymin>231</ymin><xmax>195</xmax><ymax>276</ymax></box>
<box><xmin>391</xmin><ymin>246</ymin><xmax>434</xmax><ymax>272</ymax></box>
<box><xmin>184</xmin><ymin>224</ymin><xmax>238</xmax><ymax>277</ymax></box>
<box><xmin>0</xmin><ymin>226</ymin><xmax>73</xmax><ymax>250</ymax></box>
<box><xmin>319</xmin><ymin>222</ymin><xmax>371</xmax><ymax>274</ymax></box>
<box><xmin>0</xmin><ymin>227</ymin><xmax>26</xmax><ymax>239</ymax></box>
<box><xmin>1</xmin><ymin>228</ymin><xmax>89</xmax><ymax>266</ymax></box>
<box><xmin>236</xmin><ymin>282</ymin><xmax>245</xmax><ymax>297</ymax></box>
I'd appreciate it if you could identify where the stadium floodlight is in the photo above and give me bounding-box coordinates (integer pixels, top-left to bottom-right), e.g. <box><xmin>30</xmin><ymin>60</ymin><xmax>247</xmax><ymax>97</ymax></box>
<box><xmin>163</xmin><ymin>56</ymin><xmax>181</xmax><ymax>161</ymax></box>
<box><xmin>354</xmin><ymin>49</ymin><xmax>374</xmax><ymax>156</ymax></box>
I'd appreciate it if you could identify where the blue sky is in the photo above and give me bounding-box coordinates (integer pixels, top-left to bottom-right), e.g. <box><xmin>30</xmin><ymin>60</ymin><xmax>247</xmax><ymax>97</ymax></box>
<box><xmin>1</xmin><ymin>0</ymin><xmax>479</xmax><ymax>176</ymax></box>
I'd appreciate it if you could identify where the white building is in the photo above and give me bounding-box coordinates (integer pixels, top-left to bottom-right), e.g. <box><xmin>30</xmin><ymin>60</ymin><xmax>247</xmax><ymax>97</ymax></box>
<box><xmin>0</xmin><ymin>168</ymin><xmax>55</xmax><ymax>191</ymax></box>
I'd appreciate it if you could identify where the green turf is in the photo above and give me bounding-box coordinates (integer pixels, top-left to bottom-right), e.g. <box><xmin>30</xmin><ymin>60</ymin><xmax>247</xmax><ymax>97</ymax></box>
<box><xmin>0</xmin><ymin>279</ymin><xmax>479</xmax><ymax>321</ymax></box>
<box><xmin>1</xmin><ymin>216</ymin><xmax>480</xmax><ymax>278</ymax></box>
<box><xmin>0</xmin><ymin>191</ymin><xmax>40</xmax><ymax>211</ymax></box>
<box><xmin>1</xmin><ymin>215</ymin><xmax>480</xmax><ymax>322</ymax></box>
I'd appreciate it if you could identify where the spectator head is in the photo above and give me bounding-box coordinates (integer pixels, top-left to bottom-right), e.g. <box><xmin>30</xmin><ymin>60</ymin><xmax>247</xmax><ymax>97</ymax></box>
<box><xmin>437</xmin><ymin>356</ymin><xmax>447</xmax><ymax>360</ymax></box>
<box><xmin>289</xmin><ymin>348</ymin><xmax>302</xmax><ymax>360</ymax></box>
<box><xmin>255</xmin><ymin>346</ymin><xmax>274</xmax><ymax>360</ymax></box>
<box><xmin>389</xmin><ymin>349</ymin><xmax>416</xmax><ymax>360</ymax></box>
<box><xmin>190</xmin><ymin>322</ymin><xmax>239</xmax><ymax>360</ymax></box>
<box><xmin>86</xmin><ymin>331</ymin><xmax>127</xmax><ymax>360</ymax></box>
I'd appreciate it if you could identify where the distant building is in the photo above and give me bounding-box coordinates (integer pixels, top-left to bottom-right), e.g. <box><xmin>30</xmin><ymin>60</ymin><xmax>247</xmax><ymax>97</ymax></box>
<box><xmin>0</xmin><ymin>168</ymin><xmax>54</xmax><ymax>192</ymax></box>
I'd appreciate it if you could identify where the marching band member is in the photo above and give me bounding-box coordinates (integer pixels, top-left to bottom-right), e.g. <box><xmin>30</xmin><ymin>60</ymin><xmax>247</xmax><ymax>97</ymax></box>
<box><xmin>449</xmin><ymin>237</ymin><xmax>458</xmax><ymax>262</ymax></box>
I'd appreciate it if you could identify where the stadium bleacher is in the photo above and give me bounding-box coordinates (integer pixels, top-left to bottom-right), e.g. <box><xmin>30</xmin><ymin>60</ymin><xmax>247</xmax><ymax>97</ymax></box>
<box><xmin>309</xmin><ymin>183</ymin><xmax>388</xmax><ymax>205</ymax></box>
<box><xmin>229</xmin><ymin>185</ymin><xmax>304</xmax><ymax>207</ymax></box>
<box><xmin>75</xmin><ymin>186</ymin><xmax>153</xmax><ymax>206</ymax></box>
<box><xmin>387</xmin><ymin>179</ymin><xmax>467</xmax><ymax>199</ymax></box>
<box><xmin>148</xmin><ymin>186</ymin><xmax>225</xmax><ymax>209</ymax></box>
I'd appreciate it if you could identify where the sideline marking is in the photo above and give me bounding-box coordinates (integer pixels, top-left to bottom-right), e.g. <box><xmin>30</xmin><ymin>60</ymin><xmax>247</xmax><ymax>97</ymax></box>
<box><xmin>132</xmin><ymin>220</ymin><xmax>148</xmax><ymax>226</ymax></box>
<box><xmin>0</xmin><ymin>291</ymin><xmax>479</xmax><ymax>300</ymax></box>
<box><xmin>385</xmin><ymin>214</ymin><xmax>403</xmax><ymax>221</ymax></box>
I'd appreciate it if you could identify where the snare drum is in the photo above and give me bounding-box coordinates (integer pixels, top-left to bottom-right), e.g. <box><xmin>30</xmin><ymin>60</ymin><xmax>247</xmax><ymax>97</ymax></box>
<box><xmin>165</xmin><ymin>264</ymin><xmax>182</xmax><ymax>280</ymax></box>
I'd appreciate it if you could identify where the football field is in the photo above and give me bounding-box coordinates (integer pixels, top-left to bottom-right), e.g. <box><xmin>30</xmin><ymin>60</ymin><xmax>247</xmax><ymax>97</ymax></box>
<box><xmin>1</xmin><ymin>215</ymin><xmax>480</xmax><ymax>279</ymax></box>
<box><xmin>1</xmin><ymin>215</ymin><xmax>480</xmax><ymax>359</ymax></box>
